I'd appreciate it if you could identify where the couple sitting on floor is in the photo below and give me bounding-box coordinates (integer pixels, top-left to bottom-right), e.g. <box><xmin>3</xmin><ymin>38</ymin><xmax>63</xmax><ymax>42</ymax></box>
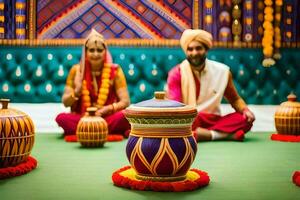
<box><xmin>56</xmin><ymin>29</ymin><xmax>255</xmax><ymax>142</ymax></box>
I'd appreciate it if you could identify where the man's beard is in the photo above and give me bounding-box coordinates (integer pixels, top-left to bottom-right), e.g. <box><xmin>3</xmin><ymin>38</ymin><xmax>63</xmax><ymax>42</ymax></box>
<box><xmin>187</xmin><ymin>55</ymin><xmax>206</xmax><ymax>68</ymax></box>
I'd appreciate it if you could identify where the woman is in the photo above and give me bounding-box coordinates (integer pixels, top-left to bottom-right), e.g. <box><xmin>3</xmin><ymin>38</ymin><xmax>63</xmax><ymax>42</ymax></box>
<box><xmin>56</xmin><ymin>29</ymin><xmax>130</xmax><ymax>138</ymax></box>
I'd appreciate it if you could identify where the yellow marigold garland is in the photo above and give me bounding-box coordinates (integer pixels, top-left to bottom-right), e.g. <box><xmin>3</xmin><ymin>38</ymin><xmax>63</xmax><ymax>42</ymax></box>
<box><xmin>262</xmin><ymin>0</ymin><xmax>275</xmax><ymax>67</ymax></box>
<box><xmin>273</xmin><ymin>0</ymin><xmax>282</xmax><ymax>60</ymax></box>
<box><xmin>82</xmin><ymin>64</ymin><xmax>111</xmax><ymax>110</ymax></box>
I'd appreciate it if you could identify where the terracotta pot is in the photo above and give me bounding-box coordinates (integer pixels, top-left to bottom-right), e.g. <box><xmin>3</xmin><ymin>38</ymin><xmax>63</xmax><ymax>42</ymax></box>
<box><xmin>76</xmin><ymin>107</ymin><xmax>108</xmax><ymax>147</ymax></box>
<box><xmin>0</xmin><ymin>99</ymin><xmax>35</xmax><ymax>168</ymax></box>
<box><xmin>274</xmin><ymin>93</ymin><xmax>300</xmax><ymax>135</ymax></box>
<box><xmin>124</xmin><ymin>91</ymin><xmax>197</xmax><ymax>181</ymax></box>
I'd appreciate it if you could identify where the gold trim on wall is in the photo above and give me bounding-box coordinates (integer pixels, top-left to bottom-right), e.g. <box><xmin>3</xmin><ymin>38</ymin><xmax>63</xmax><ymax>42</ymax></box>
<box><xmin>193</xmin><ymin>0</ymin><xmax>199</xmax><ymax>29</ymax></box>
<box><xmin>28</xmin><ymin>0</ymin><xmax>36</xmax><ymax>40</ymax></box>
<box><xmin>0</xmin><ymin>39</ymin><xmax>179</xmax><ymax>47</ymax></box>
<box><xmin>0</xmin><ymin>39</ymin><xmax>299</xmax><ymax>48</ymax></box>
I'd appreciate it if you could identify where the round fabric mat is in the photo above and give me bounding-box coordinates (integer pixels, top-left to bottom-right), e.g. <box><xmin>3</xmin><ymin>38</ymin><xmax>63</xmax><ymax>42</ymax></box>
<box><xmin>112</xmin><ymin>166</ymin><xmax>210</xmax><ymax>192</ymax></box>
<box><xmin>293</xmin><ymin>171</ymin><xmax>300</xmax><ymax>187</ymax></box>
<box><xmin>64</xmin><ymin>134</ymin><xmax>124</xmax><ymax>142</ymax></box>
<box><xmin>270</xmin><ymin>133</ymin><xmax>300</xmax><ymax>142</ymax></box>
<box><xmin>0</xmin><ymin>156</ymin><xmax>37</xmax><ymax>179</ymax></box>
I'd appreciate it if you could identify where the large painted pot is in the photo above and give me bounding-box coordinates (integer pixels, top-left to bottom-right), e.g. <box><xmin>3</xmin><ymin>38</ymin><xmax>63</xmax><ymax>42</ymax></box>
<box><xmin>76</xmin><ymin>107</ymin><xmax>108</xmax><ymax>147</ymax></box>
<box><xmin>274</xmin><ymin>93</ymin><xmax>300</xmax><ymax>135</ymax></box>
<box><xmin>0</xmin><ymin>99</ymin><xmax>35</xmax><ymax>167</ymax></box>
<box><xmin>124</xmin><ymin>91</ymin><xmax>198</xmax><ymax>181</ymax></box>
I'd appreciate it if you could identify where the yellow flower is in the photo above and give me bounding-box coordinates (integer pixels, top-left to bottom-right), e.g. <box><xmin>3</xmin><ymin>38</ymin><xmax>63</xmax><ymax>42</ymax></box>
<box><xmin>264</xmin><ymin>14</ymin><xmax>274</xmax><ymax>22</ymax></box>
<box><xmin>263</xmin><ymin>21</ymin><xmax>272</xmax><ymax>29</ymax></box>
<box><xmin>264</xmin><ymin>0</ymin><xmax>273</xmax><ymax>6</ymax></box>
<box><xmin>83</xmin><ymin>95</ymin><xmax>91</xmax><ymax>102</ymax></box>
<box><xmin>275</xmin><ymin>0</ymin><xmax>283</xmax><ymax>6</ymax></box>
<box><xmin>262</xmin><ymin>58</ymin><xmax>275</xmax><ymax>67</ymax></box>
<box><xmin>275</xmin><ymin>13</ymin><xmax>281</xmax><ymax>21</ymax></box>
<box><xmin>264</xmin><ymin>7</ymin><xmax>273</xmax><ymax>14</ymax></box>
<box><xmin>263</xmin><ymin>48</ymin><xmax>273</xmax><ymax>57</ymax></box>
<box><xmin>102</xmin><ymin>73</ymin><xmax>110</xmax><ymax>79</ymax></box>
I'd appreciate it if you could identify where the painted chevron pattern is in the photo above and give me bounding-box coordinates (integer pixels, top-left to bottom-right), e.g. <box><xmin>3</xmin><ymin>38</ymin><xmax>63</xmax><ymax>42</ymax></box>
<box><xmin>37</xmin><ymin>0</ymin><xmax>193</xmax><ymax>39</ymax></box>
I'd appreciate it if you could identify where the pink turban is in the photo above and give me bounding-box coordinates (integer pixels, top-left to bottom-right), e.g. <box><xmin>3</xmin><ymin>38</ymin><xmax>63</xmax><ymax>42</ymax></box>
<box><xmin>180</xmin><ymin>29</ymin><xmax>213</xmax><ymax>54</ymax></box>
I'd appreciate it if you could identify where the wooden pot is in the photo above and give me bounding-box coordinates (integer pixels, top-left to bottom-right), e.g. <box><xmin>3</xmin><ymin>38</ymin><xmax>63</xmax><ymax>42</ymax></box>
<box><xmin>0</xmin><ymin>99</ymin><xmax>35</xmax><ymax>167</ymax></box>
<box><xmin>274</xmin><ymin>93</ymin><xmax>300</xmax><ymax>135</ymax></box>
<box><xmin>76</xmin><ymin>107</ymin><xmax>108</xmax><ymax>147</ymax></box>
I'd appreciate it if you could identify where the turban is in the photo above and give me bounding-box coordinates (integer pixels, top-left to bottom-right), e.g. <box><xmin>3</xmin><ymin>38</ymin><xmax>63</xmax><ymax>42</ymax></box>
<box><xmin>85</xmin><ymin>29</ymin><xmax>106</xmax><ymax>49</ymax></box>
<box><xmin>180</xmin><ymin>29</ymin><xmax>213</xmax><ymax>54</ymax></box>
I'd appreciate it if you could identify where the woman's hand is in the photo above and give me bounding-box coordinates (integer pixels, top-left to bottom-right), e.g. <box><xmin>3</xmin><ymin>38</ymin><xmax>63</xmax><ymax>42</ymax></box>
<box><xmin>95</xmin><ymin>105</ymin><xmax>113</xmax><ymax>117</ymax></box>
<box><xmin>74</xmin><ymin>81</ymin><xmax>82</xmax><ymax>97</ymax></box>
<box><xmin>74</xmin><ymin>69</ymin><xmax>83</xmax><ymax>97</ymax></box>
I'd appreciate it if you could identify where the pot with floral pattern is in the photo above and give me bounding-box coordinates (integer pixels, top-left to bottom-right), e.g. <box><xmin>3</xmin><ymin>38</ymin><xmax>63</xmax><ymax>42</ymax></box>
<box><xmin>124</xmin><ymin>91</ymin><xmax>197</xmax><ymax>181</ymax></box>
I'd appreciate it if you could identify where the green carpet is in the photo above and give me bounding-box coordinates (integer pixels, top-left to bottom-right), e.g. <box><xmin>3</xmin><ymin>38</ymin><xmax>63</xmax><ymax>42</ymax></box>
<box><xmin>0</xmin><ymin>132</ymin><xmax>299</xmax><ymax>200</ymax></box>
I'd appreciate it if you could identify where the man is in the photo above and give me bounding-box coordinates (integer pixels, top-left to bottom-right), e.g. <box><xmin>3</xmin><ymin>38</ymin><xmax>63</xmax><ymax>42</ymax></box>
<box><xmin>167</xmin><ymin>29</ymin><xmax>255</xmax><ymax>141</ymax></box>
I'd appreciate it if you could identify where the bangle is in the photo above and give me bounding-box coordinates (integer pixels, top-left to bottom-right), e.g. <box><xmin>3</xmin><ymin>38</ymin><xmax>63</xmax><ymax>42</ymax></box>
<box><xmin>71</xmin><ymin>92</ymin><xmax>79</xmax><ymax>101</ymax></box>
<box><xmin>111</xmin><ymin>103</ymin><xmax>117</xmax><ymax>113</ymax></box>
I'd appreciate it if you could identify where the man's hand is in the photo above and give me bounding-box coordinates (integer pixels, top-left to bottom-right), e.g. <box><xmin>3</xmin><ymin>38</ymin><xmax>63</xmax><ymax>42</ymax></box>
<box><xmin>243</xmin><ymin>108</ymin><xmax>255</xmax><ymax>123</ymax></box>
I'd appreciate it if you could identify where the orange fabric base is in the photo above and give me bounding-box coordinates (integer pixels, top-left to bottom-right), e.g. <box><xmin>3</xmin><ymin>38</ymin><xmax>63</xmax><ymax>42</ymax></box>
<box><xmin>64</xmin><ymin>134</ymin><xmax>124</xmax><ymax>142</ymax></box>
<box><xmin>112</xmin><ymin>166</ymin><xmax>210</xmax><ymax>192</ymax></box>
<box><xmin>293</xmin><ymin>171</ymin><xmax>300</xmax><ymax>187</ymax></box>
<box><xmin>270</xmin><ymin>133</ymin><xmax>300</xmax><ymax>142</ymax></box>
<box><xmin>0</xmin><ymin>156</ymin><xmax>37</xmax><ymax>179</ymax></box>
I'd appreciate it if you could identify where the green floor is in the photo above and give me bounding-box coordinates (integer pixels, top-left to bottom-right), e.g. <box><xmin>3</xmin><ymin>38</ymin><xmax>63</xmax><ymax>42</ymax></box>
<box><xmin>0</xmin><ymin>132</ymin><xmax>299</xmax><ymax>200</ymax></box>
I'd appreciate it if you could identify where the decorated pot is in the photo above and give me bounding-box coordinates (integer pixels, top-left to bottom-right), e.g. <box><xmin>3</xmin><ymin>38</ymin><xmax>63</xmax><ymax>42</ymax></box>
<box><xmin>274</xmin><ymin>93</ymin><xmax>300</xmax><ymax>135</ymax></box>
<box><xmin>0</xmin><ymin>99</ymin><xmax>35</xmax><ymax>167</ymax></box>
<box><xmin>76</xmin><ymin>107</ymin><xmax>108</xmax><ymax>147</ymax></box>
<box><xmin>124</xmin><ymin>91</ymin><xmax>198</xmax><ymax>181</ymax></box>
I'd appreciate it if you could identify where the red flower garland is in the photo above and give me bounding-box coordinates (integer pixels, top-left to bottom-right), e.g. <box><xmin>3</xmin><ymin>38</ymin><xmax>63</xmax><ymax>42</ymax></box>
<box><xmin>293</xmin><ymin>171</ymin><xmax>300</xmax><ymax>187</ymax></box>
<box><xmin>0</xmin><ymin>156</ymin><xmax>37</xmax><ymax>179</ymax></box>
<box><xmin>112</xmin><ymin>166</ymin><xmax>210</xmax><ymax>192</ymax></box>
<box><xmin>64</xmin><ymin>134</ymin><xmax>124</xmax><ymax>143</ymax></box>
<box><xmin>271</xmin><ymin>133</ymin><xmax>300</xmax><ymax>142</ymax></box>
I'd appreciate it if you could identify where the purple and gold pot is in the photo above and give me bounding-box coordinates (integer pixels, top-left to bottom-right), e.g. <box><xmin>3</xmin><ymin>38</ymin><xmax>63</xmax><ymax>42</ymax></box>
<box><xmin>124</xmin><ymin>91</ymin><xmax>197</xmax><ymax>181</ymax></box>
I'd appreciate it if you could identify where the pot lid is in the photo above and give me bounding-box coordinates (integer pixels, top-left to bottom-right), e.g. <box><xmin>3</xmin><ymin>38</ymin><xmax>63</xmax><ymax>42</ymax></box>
<box><xmin>0</xmin><ymin>99</ymin><xmax>27</xmax><ymax>117</ymax></box>
<box><xmin>280</xmin><ymin>93</ymin><xmax>300</xmax><ymax>107</ymax></box>
<box><xmin>134</xmin><ymin>91</ymin><xmax>185</xmax><ymax>108</ymax></box>
<box><xmin>125</xmin><ymin>91</ymin><xmax>197</xmax><ymax>118</ymax></box>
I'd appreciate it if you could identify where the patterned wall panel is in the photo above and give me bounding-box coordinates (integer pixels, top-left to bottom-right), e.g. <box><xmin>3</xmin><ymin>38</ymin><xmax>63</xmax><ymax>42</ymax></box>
<box><xmin>37</xmin><ymin>0</ymin><xmax>192</xmax><ymax>39</ymax></box>
<box><xmin>37</xmin><ymin>0</ymin><xmax>81</xmax><ymax>32</ymax></box>
<box><xmin>0</xmin><ymin>0</ymin><xmax>299</xmax><ymax>47</ymax></box>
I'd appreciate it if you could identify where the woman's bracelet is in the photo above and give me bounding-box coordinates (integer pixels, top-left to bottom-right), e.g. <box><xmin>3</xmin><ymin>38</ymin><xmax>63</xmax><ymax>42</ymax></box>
<box><xmin>111</xmin><ymin>103</ymin><xmax>117</xmax><ymax>113</ymax></box>
<box><xmin>71</xmin><ymin>91</ymin><xmax>79</xmax><ymax>101</ymax></box>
